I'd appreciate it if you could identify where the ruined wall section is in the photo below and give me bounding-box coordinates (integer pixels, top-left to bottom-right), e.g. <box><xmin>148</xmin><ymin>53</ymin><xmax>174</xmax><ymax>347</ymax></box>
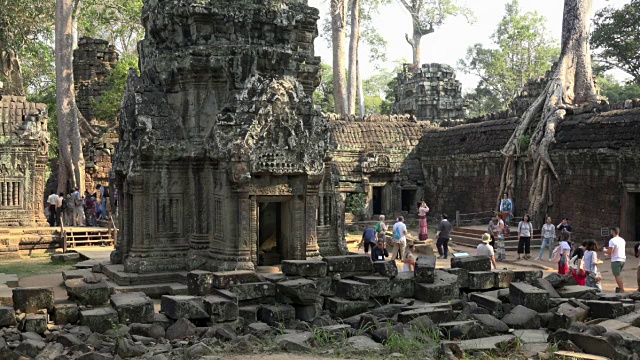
<box><xmin>73</xmin><ymin>37</ymin><xmax>119</xmax><ymax>190</ymax></box>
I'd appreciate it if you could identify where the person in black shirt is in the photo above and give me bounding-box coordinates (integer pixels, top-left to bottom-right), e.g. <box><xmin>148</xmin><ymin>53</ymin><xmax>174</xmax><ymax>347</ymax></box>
<box><xmin>370</xmin><ymin>239</ymin><xmax>389</xmax><ymax>262</ymax></box>
<box><xmin>358</xmin><ymin>228</ymin><xmax>378</xmax><ymax>254</ymax></box>
<box><xmin>557</xmin><ymin>218</ymin><xmax>574</xmax><ymax>246</ymax></box>
<box><xmin>570</xmin><ymin>241</ymin><xmax>588</xmax><ymax>286</ymax></box>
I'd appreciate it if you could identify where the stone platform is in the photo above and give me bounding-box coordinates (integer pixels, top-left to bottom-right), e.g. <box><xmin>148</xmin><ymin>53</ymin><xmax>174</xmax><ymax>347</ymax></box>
<box><xmin>0</xmin><ymin>226</ymin><xmax>114</xmax><ymax>258</ymax></box>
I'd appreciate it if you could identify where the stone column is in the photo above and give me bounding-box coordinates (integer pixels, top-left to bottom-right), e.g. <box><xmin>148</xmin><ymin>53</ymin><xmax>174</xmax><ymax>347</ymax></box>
<box><xmin>318</xmin><ymin>193</ymin><xmax>325</xmax><ymax>226</ymax></box>
<box><xmin>305</xmin><ymin>181</ymin><xmax>321</xmax><ymax>259</ymax></box>
<box><xmin>234</xmin><ymin>186</ymin><xmax>253</xmax><ymax>265</ymax></box>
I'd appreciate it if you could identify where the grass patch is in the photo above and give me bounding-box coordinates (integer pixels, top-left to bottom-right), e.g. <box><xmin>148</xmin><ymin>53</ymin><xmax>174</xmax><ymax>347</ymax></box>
<box><xmin>0</xmin><ymin>255</ymin><xmax>77</xmax><ymax>278</ymax></box>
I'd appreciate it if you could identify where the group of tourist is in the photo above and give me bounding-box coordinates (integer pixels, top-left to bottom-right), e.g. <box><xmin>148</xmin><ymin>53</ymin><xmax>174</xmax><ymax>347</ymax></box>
<box><xmin>45</xmin><ymin>184</ymin><xmax>115</xmax><ymax>227</ymax></box>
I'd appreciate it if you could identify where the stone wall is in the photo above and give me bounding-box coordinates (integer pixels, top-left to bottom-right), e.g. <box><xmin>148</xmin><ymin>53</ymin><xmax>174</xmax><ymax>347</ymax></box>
<box><xmin>73</xmin><ymin>37</ymin><xmax>119</xmax><ymax>190</ymax></box>
<box><xmin>0</xmin><ymin>95</ymin><xmax>49</xmax><ymax>226</ymax></box>
<box><xmin>392</xmin><ymin>63</ymin><xmax>467</xmax><ymax>123</ymax></box>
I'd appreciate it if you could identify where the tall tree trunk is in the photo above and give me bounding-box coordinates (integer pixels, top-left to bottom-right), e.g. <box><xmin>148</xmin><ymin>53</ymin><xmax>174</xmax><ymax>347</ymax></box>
<box><xmin>499</xmin><ymin>0</ymin><xmax>597</xmax><ymax>224</ymax></box>
<box><xmin>331</xmin><ymin>0</ymin><xmax>348</xmax><ymax>115</ymax></box>
<box><xmin>347</xmin><ymin>0</ymin><xmax>360</xmax><ymax>115</ymax></box>
<box><xmin>405</xmin><ymin>15</ymin><xmax>433</xmax><ymax>69</ymax></box>
<box><xmin>0</xmin><ymin>49</ymin><xmax>25</xmax><ymax>96</ymax></box>
<box><xmin>410</xmin><ymin>32</ymin><xmax>422</xmax><ymax>69</ymax></box>
<box><xmin>56</xmin><ymin>0</ymin><xmax>85</xmax><ymax>193</ymax></box>
<box><xmin>357</xmin><ymin>59</ymin><xmax>365</xmax><ymax>116</ymax></box>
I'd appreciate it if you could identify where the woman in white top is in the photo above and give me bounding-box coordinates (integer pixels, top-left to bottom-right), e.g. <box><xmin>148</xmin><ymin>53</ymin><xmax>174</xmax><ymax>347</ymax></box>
<box><xmin>536</xmin><ymin>217</ymin><xmax>556</xmax><ymax>261</ymax></box>
<box><xmin>583</xmin><ymin>239</ymin><xmax>603</xmax><ymax>292</ymax></box>
<box><xmin>517</xmin><ymin>214</ymin><xmax>533</xmax><ymax>260</ymax></box>
<box><xmin>418</xmin><ymin>202</ymin><xmax>430</xmax><ymax>241</ymax></box>
<box><xmin>402</xmin><ymin>244</ymin><xmax>417</xmax><ymax>272</ymax></box>
<box><xmin>558</xmin><ymin>233</ymin><xmax>572</xmax><ymax>274</ymax></box>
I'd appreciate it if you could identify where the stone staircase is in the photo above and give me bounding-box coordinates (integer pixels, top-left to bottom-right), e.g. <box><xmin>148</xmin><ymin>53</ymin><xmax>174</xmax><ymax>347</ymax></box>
<box><xmin>450</xmin><ymin>226</ymin><xmax>542</xmax><ymax>251</ymax></box>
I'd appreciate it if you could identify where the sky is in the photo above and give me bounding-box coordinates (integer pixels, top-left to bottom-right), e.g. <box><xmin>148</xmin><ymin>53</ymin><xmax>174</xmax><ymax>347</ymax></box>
<box><xmin>307</xmin><ymin>0</ymin><xmax>631</xmax><ymax>92</ymax></box>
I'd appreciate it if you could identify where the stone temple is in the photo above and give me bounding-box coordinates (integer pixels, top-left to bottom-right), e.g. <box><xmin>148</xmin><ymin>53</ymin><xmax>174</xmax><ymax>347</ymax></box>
<box><xmin>111</xmin><ymin>0</ymin><xmax>330</xmax><ymax>273</ymax></box>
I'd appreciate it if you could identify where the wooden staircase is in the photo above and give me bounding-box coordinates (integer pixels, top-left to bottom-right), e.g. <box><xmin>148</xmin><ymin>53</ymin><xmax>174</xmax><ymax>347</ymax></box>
<box><xmin>450</xmin><ymin>226</ymin><xmax>542</xmax><ymax>251</ymax></box>
<box><xmin>62</xmin><ymin>227</ymin><xmax>114</xmax><ymax>248</ymax></box>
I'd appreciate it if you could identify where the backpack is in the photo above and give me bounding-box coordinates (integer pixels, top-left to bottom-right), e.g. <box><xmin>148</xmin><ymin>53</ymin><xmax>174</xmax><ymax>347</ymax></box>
<box><xmin>375</xmin><ymin>222</ymin><xmax>381</xmax><ymax>233</ymax></box>
<box><xmin>552</xmin><ymin>246</ymin><xmax>561</xmax><ymax>263</ymax></box>
<box><xmin>393</xmin><ymin>225</ymin><xmax>402</xmax><ymax>242</ymax></box>
<box><xmin>60</xmin><ymin>199</ymin><xmax>68</xmax><ymax>212</ymax></box>
<box><xmin>102</xmin><ymin>187</ymin><xmax>110</xmax><ymax>198</ymax></box>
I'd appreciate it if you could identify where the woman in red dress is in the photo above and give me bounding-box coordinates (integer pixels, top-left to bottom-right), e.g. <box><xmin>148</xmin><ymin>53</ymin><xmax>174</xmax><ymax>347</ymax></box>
<box><xmin>418</xmin><ymin>202</ymin><xmax>429</xmax><ymax>241</ymax></box>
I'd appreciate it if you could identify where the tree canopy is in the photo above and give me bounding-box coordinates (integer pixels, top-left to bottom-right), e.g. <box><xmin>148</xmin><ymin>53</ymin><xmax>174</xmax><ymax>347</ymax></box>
<box><xmin>458</xmin><ymin>0</ymin><xmax>559</xmax><ymax>116</ymax></box>
<box><xmin>591</xmin><ymin>0</ymin><xmax>640</xmax><ymax>84</ymax></box>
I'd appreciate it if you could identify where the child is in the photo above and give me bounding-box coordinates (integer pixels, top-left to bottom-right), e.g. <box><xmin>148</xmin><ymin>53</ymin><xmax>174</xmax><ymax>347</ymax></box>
<box><xmin>402</xmin><ymin>244</ymin><xmax>417</xmax><ymax>272</ymax></box>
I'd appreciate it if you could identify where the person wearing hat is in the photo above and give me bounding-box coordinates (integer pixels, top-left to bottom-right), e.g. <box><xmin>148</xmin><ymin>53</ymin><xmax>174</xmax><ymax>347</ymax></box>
<box><xmin>370</xmin><ymin>238</ymin><xmax>389</xmax><ymax>263</ymax></box>
<box><xmin>477</xmin><ymin>233</ymin><xmax>497</xmax><ymax>269</ymax></box>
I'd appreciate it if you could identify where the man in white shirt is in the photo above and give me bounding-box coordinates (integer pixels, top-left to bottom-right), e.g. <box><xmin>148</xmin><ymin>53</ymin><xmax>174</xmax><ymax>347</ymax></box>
<box><xmin>607</xmin><ymin>227</ymin><xmax>626</xmax><ymax>293</ymax></box>
<box><xmin>391</xmin><ymin>217</ymin><xmax>408</xmax><ymax>261</ymax></box>
<box><xmin>46</xmin><ymin>192</ymin><xmax>58</xmax><ymax>226</ymax></box>
<box><xmin>477</xmin><ymin>233</ymin><xmax>497</xmax><ymax>269</ymax></box>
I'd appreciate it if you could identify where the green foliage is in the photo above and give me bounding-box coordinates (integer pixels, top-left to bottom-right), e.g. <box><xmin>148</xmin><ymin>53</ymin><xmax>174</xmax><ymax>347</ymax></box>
<box><xmin>592</xmin><ymin>0</ymin><xmax>640</xmax><ymax>83</ymax></box>
<box><xmin>385</xmin><ymin>323</ymin><xmax>441</xmax><ymax>357</ymax></box>
<box><xmin>408</xmin><ymin>0</ymin><xmax>475</xmax><ymax>29</ymax></box>
<box><xmin>77</xmin><ymin>0</ymin><xmax>144</xmax><ymax>55</ymax></box>
<box><xmin>345</xmin><ymin>193</ymin><xmax>367</xmax><ymax>219</ymax></box>
<box><xmin>517</xmin><ymin>135</ymin><xmax>530</xmax><ymax>153</ymax></box>
<box><xmin>93</xmin><ymin>54</ymin><xmax>139</xmax><ymax>122</ymax></box>
<box><xmin>314</xmin><ymin>63</ymin><xmax>335</xmax><ymax>113</ymax></box>
<box><xmin>598</xmin><ymin>74</ymin><xmax>640</xmax><ymax>104</ymax></box>
<box><xmin>458</xmin><ymin>0</ymin><xmax>559</xmax><ymax>115</ymax></box>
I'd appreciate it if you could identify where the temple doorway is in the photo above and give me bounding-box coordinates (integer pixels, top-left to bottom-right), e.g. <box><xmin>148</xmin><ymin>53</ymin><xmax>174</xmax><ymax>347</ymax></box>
<box><xmin>372</xmin><ymin>187</ymin><xmax>383</xmax><ymax>215</ymax></box>
<box><xmin>257</xmin><ymin>201</ymin><xmax>291</xmax><ymax>266</ymax></box>
<box><xmin>621</xmin><ymin>188</ymin><xmax>640</xmax><ymax>242</ymax></box>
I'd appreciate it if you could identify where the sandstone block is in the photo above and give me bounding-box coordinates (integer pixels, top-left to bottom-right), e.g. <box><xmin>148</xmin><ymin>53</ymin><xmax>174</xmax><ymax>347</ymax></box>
<box><xmin>129</xmin><ymin>323</ymin><xmax>166</xmax><ymax>339</ymax></box>
<box><xmin>397</xmin><ymin>307</ymin><xmax>455</xmax><ymax>324</ymax></box>
<box><xmin>65</xmin><ymin>278</ymin><xmax>111</xmax><ymax>306</ymax></box>
<box><xmin>557</xmin><ymin>285</ymin><xmax>598</xmax><ymax>299</ymax></box>
<box><xmin>373</xmin><ymin>260</ymin><xmax>398</xmax><ymax>278</ymax></box>
<box><xmin>468</xmin><ymin>271</ymin><xmax>496</xmax><ymax>290</ymax></box>
<box><xmin>260</xmin><ymin>304</ymin><xmax>295</xmax><ymax>326</ymax></box>
<box><xmin>493</xmin><ymin>270</ymin><xmax>515</xmax><ymax>288</ymax></box>
<box><xmin>534</xmin><ymin>278</ymin><xmax>561</xmax><ymax>298</ymax></box>
<box><xmin>21</xmin><ymin>314</ymin><xmax>47</xmax><ymax>334</ymax></box>
<box><xmin>353</xmin><ymin>275</ymin><xmax>392</xmax><ymax>297</ymax></box>
<box><xmin>229</xmin><ymin>282</ymin><xmax>275</xmax><ymax>301</ymax></box>
<box><xmin>510</xmin><ymin>282</ymin><xmax>550</xmax><ymax>312</ymax></box>
<box><xmin>187</xmin><ymin>270</ymin><xmax>214</xmax><ymax>296</ymax></box>
<box><xmin>203</xmin><ymin>295</ymin><xmax>239</xmax><ymax>323</ymax></box>
<box><xmin>444</xmin><ymin>268</ymin><xmax>469</xmax><ymax>288</ymax></box>
<box><xmin>335</xmin><ymin>280</ymin><xmax>370</xmax><ymax>301</ymax></box>
<box><xmin>280</xmin><ymin>260</ymin><xmax>327</xmax><ymax>277</ymax></box>
<box><xmin>308</xmin><ymin>276</ymin><xmax>333</xmax><ymax>296</ymax></box>
<box><xmin>0</xmin><ymin>306</ymin><xmax>16</xmax><ymax>327</ymax></box>
<box><xmin>390</xmin><ymin>271</ymin><xmax>414</xmax><ymax>298</ymax></box>
<box><xmin>79</xmin><ymin>307</ymin><xmax>118</xmax><ymax>333</ymax></box>
<box><xmin>12</xmin><ymin>287</ymin><xmax>54</xmax><ymax>313</ymax></box>
<box><xmin>469</xmin><ymin>293</ymin><xmax>503</xmax><ymax>316</ymax></box>
<box><xmin>414</xmin><ymin>255</ymin><xmax>436</xmax><ymax>283</ymax></box>
<box><xmin>513</xmin><ymin>270</ymin><xmax>543</xmax><ymax>283</ymax></box>
<box><xmin>323</xmin><ymin>255</ymin><xmax>373</xmax><ymax>276</ymax></box>
<box><xmin>324</xmin><ymin>297</ymin><xmax>369</xmax><ymax>319</ymax></box>
<box><xmin>451</xmin><ymin>256</ymin><xmax>491</xmax><ymax>272</ymax></box>
<box><xmin>110</xmin><ymin>292</ymin><xmax>154</xmax><ymax>324</ymax></box>
<box><xmin>160</xmin><ymin>295</ymin><xmax>209</xmax><ymax>320</ymax></box>
<box><xmin>470</xmin><ymin>314</ymin><xmax>509</xmax><ymax>334</ymax></box>
<box><xmin>501</xmin><ymin>305</ymin><xmax>540</xmax><ymax>329</ymax></box>
<box><xmin>294</xmin><ymin>303</ymin><xmax>323</xmax><ymax>322</ymax></box>
<box><xmin>276</xmin><ymin>279</ymin><xmax>320</xmax><ymax>305</ymax></box>
<box><xmin>212</xmin><ymin>270</ymin><xmax>262</xmax><ymax>289</ymax></box>
<box><xmin>238</xmin><ymin>305</ymin><xmax>260</xmax><ymax>324</ymax></box>
<box><xmin>53</xmin><ymin>302</ymin><xmax>78</xmax><ymax>325</ymax></box>
<box><xmin>584</xmin><ymin>300</ymin><xmax>624</xmax><ymax>319</ymax></box>
<box><xmin>414</xmin><ymin>271</ymin><xmax>459</xmax><ymax>303</ymax></box>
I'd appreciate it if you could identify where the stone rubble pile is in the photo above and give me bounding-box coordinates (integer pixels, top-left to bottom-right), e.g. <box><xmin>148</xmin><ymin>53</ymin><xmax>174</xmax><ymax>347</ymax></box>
<box><xmin>2</xmin><ymin>255</ymin><xmax>640</xmax><ymax>359</ymax></box>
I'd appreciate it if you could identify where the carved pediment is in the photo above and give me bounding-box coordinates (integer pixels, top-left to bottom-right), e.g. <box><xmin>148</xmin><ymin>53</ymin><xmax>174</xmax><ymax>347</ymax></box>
<box><xmin>361</xmin><ymin>153</ymin><xmax>397</xmax><ymax>174</ymax></box>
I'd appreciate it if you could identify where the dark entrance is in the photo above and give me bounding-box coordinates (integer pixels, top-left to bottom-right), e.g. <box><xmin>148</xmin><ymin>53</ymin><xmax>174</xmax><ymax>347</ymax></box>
<box><xmin>372</xmin><ymin>187</ymin><xmax>383</xmax><ymax>215</ymax></box>
<box><xmin>401</xmin><ymin>189</ymin><xmax>416</xmax><ymax>212</ymax></box>
<box><xmin>257</xmin><ymin>202</ymin><xmax>291</xmax><ymax>266</ymax></box>
<box><xmin>636</xmin><ymin>194</ymin><xmax>640</xmax><ymax>241</ymax></box>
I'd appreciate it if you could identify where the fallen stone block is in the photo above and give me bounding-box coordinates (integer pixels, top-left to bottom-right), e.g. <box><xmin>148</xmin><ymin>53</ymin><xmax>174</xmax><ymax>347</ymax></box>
<box><xmin>293</xmin><ymin>303</ymin><xmax>322</xmax><ymax>322</ymax></box>
<box><xmin>389</xmin><ymin>271</ymin><xmax>414</xmax><ymax>298</ymax></box>
<box><xmin>319</xmin><ymin>324</ymin><xmax>353</xmax><ymax>339</ymax></box>
<box><xmin>53</xmin><ymin>302</ymin><xmax>78</xmax><ymax>325</ymax></box>
<box><xmin>546</xmin><ymin>273</ymin><xmax>578</xmax><ymax>288</ymax></box>
<box><xmin>61</xmin><ymin>269</ymin><xmax>92</xmax><ymax>281</ymax></box>
<box><xmin>324</xmin><ymin>297</ymin><xmax>369</xmax><ymax>319</ymax></box>
<box><xmin>510</xmin><ymin>282</ymin><xmax>550</xmax><ymax>312</ymax></box>
<box><xmin>493</xmin><ymin>269</ymin><xmax>515</xmax><ymax>288</ymax></box>
<box><xmin>513</xmin><ymin>270</ymin><xmax>543</xmax><ymax>283</ymax></box>
<box><xmin>203</xmin><ymin>295</ymin><xmax>239</xmax><ymax>323</ymax></box>
<box><xmin>548</xmin><ymin>301</ymin><xmax>590</xmax><ymax>330</ymax></box>
<box><xmin>129</xmin><ymin>323</ymin><xmax>166</xmax><ymax>339</ymax></box>
<box><xmin>444</xmin><ymin>268</ymin><xmax>469</xmax><ymax>288</ymax></box>
<box><xmin>212</xmin><ymin>270</ymin><xmax>261</xmax><ymax>290</ymax></box>
<box><xmin>56</xmin><ymin>333</ymin><xmax>83</xmax><ymax>347</ymax></box>
<box><xmin>65</xmin><ymin>277</ymin><xmax>111</xmax><ymax>306</ymax></box>
<box><xmin>0</xmin><ymin>306</ymin><xmax>16</xmax><ymax>327</ymax></box>
<box><xmin>12</xmin><ymin>287</ymin><xmax>54</xmax><ymax>313</ymax></box>
<box><xmin>79</xmin><ymin>307</ymin><xmax>118</xmax><ymax>333</ymax></box>
<box><xmin>501</xmin><ymin>305</ymin><xmax>541</xmax><ymax>329</ymax></box>
<box><xmin>397</xmin><ymin>307</ymin><xmax>455</xmax><ymax>324</ymax></box>
<box><xmin>470</xmin><ymin>314</ymin><xmax>509</xmax><ymax>334</ymax></box>
<box><xmin>615</xmin><ymin>311</ymin><xmax>640</xmax><ymax>326</ymax></box>
<box><xmin>373</xmin><ymin>260</ymin><xmax>398</xmax><ymax>278</ymax></box>
<box><xmin>346</xmin><ymin>335</ymin><xmax>384</xmax><ymax>351</ymax></box>
<box><xmin>238</xmin><ymin>305</ymin><xmax>260</xmax><ymax>324</ymax></box>
<box><xmin>21</xmin><ymin>314</ymin><xmax>46</xmax><ymax>334</ymax></box>
<box><xmin>275</xmin><ymin>331</ymin><xmax>313</xmax><ymax>352</ymax></box>
<box><xmin>468</xmin><ymin>271</ymin><xmax>496</xmax><ymax>290</ymax></box>
<box><xmin>534</xmin><ymin>278</ymin><xmax>561</xmax><ymax>298</ymax></box>
<box><xmin>165</xmin><ymin>318</ymin><xmax>196</xmax><ymax>340</ymax></box>
<box><xmin>110</xmin><ymin>292</ymin><xmax>154</xmax><ymax>324</ymax></box>
<box><xmin>276</xmin><ymin>279</ymin><xmax>320</xmax><ymax>305</ymax></box>
<box><xmin>445</xmin><ymin>321</ymin><xmax>488</xmax><ymax>340</ymax></box>
<box><xmin>469</xmin><ymin>293</ymin><xmax>503</xmax><ymax>316</ymax></box>
<box><xmin>260</xmin><ymin>304</ymin><xmax>295</xmax><ymax>326</ymax></box>
<box><xmin>569</xmin><ymin>331</ymin><xmax>632</xmax><ymax>360</ymax></box>
<box><xmin>442</xmin><ymin>335</ymin><xmax>515</xmax><ymax>351</ymax></box>
<box><xmin>309</xmin><ymin>276</ymin><xmax>333</xmax><ymax>297</ymax></box>
<box><xmin>36</xmin><ymin>342</ymin><xmax>64</xmax><ymax>360</ymax></box>
<box><xmin>557</xmin><ymin>285</ymin><xmax>598</xmax><ymax>299</ymax></box>
<box><xmin>585</xmin><ymin>300</ymin><xmax>624</xmax><ymax>319</ymax></box>
<box><xmin>187</xmin><ymin>270</ymin><xmax>214</xmax><ymax>296</ymax></box>
<box><xmin>512</xmin><ymin>329</ymin><xmax>549</xmax><ymax>344</ymax></box>
<box><xmin>14</xmin><ymin>339</ymin><xmax>46</xmax><ymax>358</ymax></box>
<box><xmin>335</xmin><ymin>280</ymin><xmax>370</xmax><ymax>301</ymax></box>
<box><xmin>451</xmin><ymin>256</ymin><xmax>491</xmax><ymax>272</ymax></box>
<box><xmin>51</xmin><ymin>253</ymin><xmax>81</xmax><ymax>262</ymax></box>
<box><xmin>160</xmin><ymin>295</ymin><xmax>209</xmax><ymax>320</ymax></box>
<box><xmin>245</xmin><ymin>322</ymin><xmax>276</xmax><ymax>339</ymax></box>
<box><xmin>229</xmin><ymin>282</ymin><xmax>276</xmax><ymax>301</ymax></box>
<box><xmin>369</xmin><ymin>304</ymin><xmax>406</xmax><ymax>319</ymax></box>
<box><xmin>323</xmin><ymin>255</ymin><xmax>373</xmax><ymax>276</ymax></box>
<box><xmin>414</xmin><ymin>255</ymin><xmax>436</xmax><ymax>283</ymax></box>
<box><xmin>414</xmin><ymin>270</ymin><xmax>459</xmax><ymax>303</ymax></box>
<box><xmin>353</xmin><ymin>275</ymin><xmax>391</xmax><ymax>297</ymax></box>
<box><xmin>281</xmin><ymin>260</ymin><xmax>328</xmax><ymax>277</ymax></box>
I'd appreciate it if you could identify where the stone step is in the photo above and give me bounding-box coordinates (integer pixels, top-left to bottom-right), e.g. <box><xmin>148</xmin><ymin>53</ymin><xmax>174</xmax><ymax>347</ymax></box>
<box><xmin>107</xmin><ymin>281</ymin><xmax>188</xmax><ymax>298</ymax></box>
<box><xmin>102</xmin><ymin>264</ymin><xmax>188</xmax><ymax>287</ymax></box>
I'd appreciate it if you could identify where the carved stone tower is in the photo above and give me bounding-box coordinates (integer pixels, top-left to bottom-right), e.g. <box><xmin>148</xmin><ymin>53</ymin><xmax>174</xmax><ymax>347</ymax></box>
<box><xmin>112</xmin><ymin>0</ymin><xmax>327</xmax><ymax>273</ymax></box>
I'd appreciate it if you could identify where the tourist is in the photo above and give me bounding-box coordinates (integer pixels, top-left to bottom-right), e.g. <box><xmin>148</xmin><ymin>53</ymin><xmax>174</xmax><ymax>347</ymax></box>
<box><xmin>72</xmin><ymin>187</ymin><xmax>83</xmax><ymax>226</ymax></box>
<box><xmin>436</xmin><ymin>214</ymin><xmax>452</xmax><ymax>259</ymax></box>
<box><xmin>584</xmin><ymin>240</ymin><xmax>603</xmax><ymax>292</ymax></box>
<box><xmin>557</xmin><ymin>218</ymin><xmax>573</xmax><ymax>246</ymax></box>
<box><xmin>606</xmin><ymin>227</ymin><xmax>626</xmax><ymax>293</ymax></box>
<box><xmin>517</xmin><ymin>214</ymin><xmax>533</xmax><ymax>260</ymax></box>
<box><xmin>477</xmin><ymin>233</ymin><xmax>497</xmax><ymax>269</ymax></box>
<box><xmin>536</xmin><ymin>216</ymin><xmax>556</xmax><ymax>261</ymax></box>
<box><xmin>370</xmin><ymin>238</ymin><xmax>389</xmax><ymax>263</ymax></box>
<box><xmin>487</xmin><ymin>215</ymin><xmax>498</xmax><ymax>249</ymax></box>
<box><xmin>418</xmin><ymin>202</ymin><xmax>430</xmax><ymax>241</ymax></box>
<box><xmin>557</xmin><ymin>232</ymin><xmax>571</xmax><ymax>274</ymax></box>
<box><xmin>358</xmin><ymin>227</ymin><xmax>377</xmax><ymax>254</ymax></box>
<box><xmin>65</xmin><ymin>194</ymin><xmax>75</xmax><ymax>227</ymax></box>
<box><xmin>391</xmin><ymin>217</ymin><xmax>408</xmax><ymax>261</ymax></box>
<box><xmin>85</xmin><ymin>196</ymin><xmax>97</xmax><ymax>227</ymax></box>
<box><xmin>55</xmin><ymin>192</ymin><xmax>64</xmax><ymax>226</ymax></box>
<box><xmin>46</xmin><ymin>191</ymin><xmax>58</xmax><ymax>227</ymax></box>
<box><xmin>96</xmin><ymin>184</ymin><xmax>109</xmax><ymax>219</ymax></box>
<box><xmin>402</xmin><ymin>244</ymin><xmax>417</xmax><ymax>272</ymax></box>
<box><xmin>375</xmin><ymin>215</ymin><xmax>388</xmax><ymax>246</ymax></box>
<box><xmin>495</xmin><ymin>213</ymin><xmax>507</xmax><ymax>261</ymax></box>
<box><xmin>499</xmin><ymin>193</ymin><xmax>513</xmax><ymax>223</ymax></box>
<box><xmin>570</xmin><ymin>241</ymin><xmax>588</xmax><ymax>286</ymax></box>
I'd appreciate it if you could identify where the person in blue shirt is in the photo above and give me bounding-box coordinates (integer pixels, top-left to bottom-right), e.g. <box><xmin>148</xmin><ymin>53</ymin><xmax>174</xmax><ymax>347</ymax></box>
<box><xmin>358</xmin><ymin>228</ymin><xmax>377</xmax><ymax>254</ymax></box>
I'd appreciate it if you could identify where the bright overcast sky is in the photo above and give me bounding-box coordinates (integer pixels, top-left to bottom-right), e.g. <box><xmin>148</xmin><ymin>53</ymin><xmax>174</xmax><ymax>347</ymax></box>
<box><xmin>307</xmin><ymin>0</ymin><xmax>631</xmax><ymax>92</ymax></box>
